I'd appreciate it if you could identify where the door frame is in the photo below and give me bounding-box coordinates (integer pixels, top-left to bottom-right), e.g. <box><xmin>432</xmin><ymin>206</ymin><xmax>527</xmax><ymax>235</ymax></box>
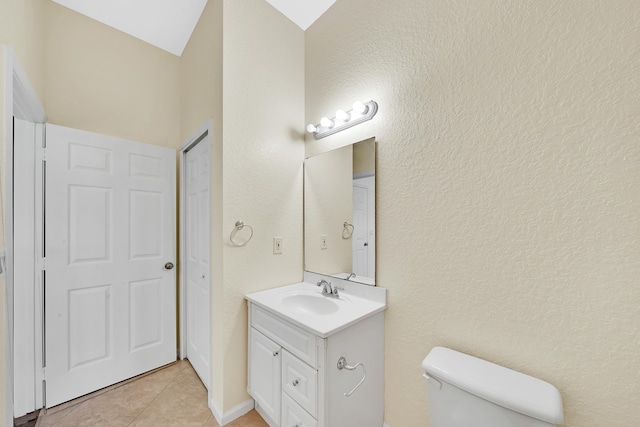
<box><xmin>178</xmin><ymin>119</ymin><xmax>212</xmax><ymax>362</ymax></box>
<box><xmin>3</xmin><ymin>46</ymin><xmax>47</xmax><ymax>423</ymax></box>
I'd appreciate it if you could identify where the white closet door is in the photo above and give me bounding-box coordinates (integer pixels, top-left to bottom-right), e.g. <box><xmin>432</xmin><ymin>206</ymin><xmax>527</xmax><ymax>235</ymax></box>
<box><xmin>44</xmin><ymin>124</ymin><xmax>177</xmax><ymax>407</ymax></box>
<box><xmin>185</xmin><ymin>138</ymin><xmax>211</xmax><ymax>388</ymax></box>
<box><xmin>352</xmin><ymin>183</ymin><xmax>369</xmax><ymax>276</ymax></box>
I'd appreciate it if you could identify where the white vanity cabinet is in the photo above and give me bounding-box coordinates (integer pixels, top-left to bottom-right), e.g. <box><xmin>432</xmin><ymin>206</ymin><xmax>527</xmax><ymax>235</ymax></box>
<box><xmin>247</xmin><ymin>302</ymin><xmax>384</xmax><ymax>427</ymax></box>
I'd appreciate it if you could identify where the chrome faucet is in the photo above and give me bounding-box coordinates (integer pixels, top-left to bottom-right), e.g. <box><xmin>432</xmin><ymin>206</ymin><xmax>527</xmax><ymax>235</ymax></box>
<box><xmin>346</xmin><ymin>273</ymin><xmax>356</xmax><ymax>280</ymax></box>
<box><xmin>317</xmin><ymin>279</ymin><xmax>333</xmax><ymax>295</ymax></box>
<box><xmin>317</xmin><ymin>279</ymin><xmax>343</xmax><ymax>298</ymax></box>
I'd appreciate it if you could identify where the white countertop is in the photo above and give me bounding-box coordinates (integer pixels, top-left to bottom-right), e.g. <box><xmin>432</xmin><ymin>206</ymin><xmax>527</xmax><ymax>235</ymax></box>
<box><xmin>245</xmin><ymin>280</ymin><xmax>386</xmax><ymax>338</ymax></box>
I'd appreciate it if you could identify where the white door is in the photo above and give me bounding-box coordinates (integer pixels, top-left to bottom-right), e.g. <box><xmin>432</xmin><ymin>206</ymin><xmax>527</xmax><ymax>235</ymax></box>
<box><xmin>44</xmin><ymin>124</ymin><xmax>177</xmax><ymax>407</ymax></box>
<box><xmin>185</xmin><ymin>139</ymin><xmax>211</xmax><ymax>388</ymax></box>
<box><xmin>352</xmin><ymin>183</ymin><xmax>369</xmax><ymax>276</ymax></box>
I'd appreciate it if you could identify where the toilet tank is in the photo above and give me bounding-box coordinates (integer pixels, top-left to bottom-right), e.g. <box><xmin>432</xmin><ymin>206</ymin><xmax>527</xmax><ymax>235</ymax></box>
<box><xmin>422</xmin><ymin>347</ymin><xmax>564</xmax><ymax>427</ymax></box>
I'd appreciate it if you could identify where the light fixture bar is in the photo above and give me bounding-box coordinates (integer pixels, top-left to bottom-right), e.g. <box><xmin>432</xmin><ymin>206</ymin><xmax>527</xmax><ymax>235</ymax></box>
<box><xmin>308</xmin><ymin>100</ymin><xmax>378</xmax><ymax>140</ymax></box>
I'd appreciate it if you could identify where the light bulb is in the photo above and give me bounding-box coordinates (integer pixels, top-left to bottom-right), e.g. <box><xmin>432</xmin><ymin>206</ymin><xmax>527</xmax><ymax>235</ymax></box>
<box><xmin>320</xmin><ymin>117</ymin><xmax>334</xmax><ymax>128</ymax></box>
<box><xmin>306</xmin><ymin>123</ymin><xmax>318</xmax><ymax>133</ymax></box>
<box><xmin>335</xmin><ymin>109</ymin><xmax>350</xmax><ymax>122</ymax></box>
<box><xmin>352</xmin><ymin>101</ymin><xmax>368</xmax><ymax>114</ymax></box>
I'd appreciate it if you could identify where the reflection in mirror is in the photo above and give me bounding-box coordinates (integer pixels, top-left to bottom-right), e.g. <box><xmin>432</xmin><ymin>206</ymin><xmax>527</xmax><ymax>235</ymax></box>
<box><xmin>304</xmin><ymin>138</ymin><xmax>376</xmax><ymax>285</ymax></box>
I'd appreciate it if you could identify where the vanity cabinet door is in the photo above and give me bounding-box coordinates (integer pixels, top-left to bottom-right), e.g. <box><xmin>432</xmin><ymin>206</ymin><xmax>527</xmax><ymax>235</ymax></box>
<box><xmin>282</xmin><ymin>393</ymin><xmax>318</xmax><ymax>427</ymax></box>
<box><xmin>250</xmin><ymin>328</ymin><xmax>281</xmax><ymax>426</ymax></box>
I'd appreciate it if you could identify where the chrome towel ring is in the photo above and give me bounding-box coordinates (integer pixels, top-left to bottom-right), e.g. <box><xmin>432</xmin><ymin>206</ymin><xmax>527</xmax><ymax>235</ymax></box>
<box><xmin>342</xmin><ymin>222</ymin><xmax>354</xmax><ymax>239</ymax></box>
<box><xmin>230</xmin><ymin>220</ymin><xmax>253</xmax><ymax>247</ymax></box>
<box><xmin>337</xmin><ymin>356</ymin><xmax>366</xmax><ymax>397</ymax></box>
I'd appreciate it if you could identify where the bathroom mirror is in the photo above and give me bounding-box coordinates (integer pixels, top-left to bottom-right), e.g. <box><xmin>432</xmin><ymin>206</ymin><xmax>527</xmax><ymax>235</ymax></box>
<box><xmin>304</xmin><ymin>138</ymin><xmax>376</xmax><ymax>285</ymax></box>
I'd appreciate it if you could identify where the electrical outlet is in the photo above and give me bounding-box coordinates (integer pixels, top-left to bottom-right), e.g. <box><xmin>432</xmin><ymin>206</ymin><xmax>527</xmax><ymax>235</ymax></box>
<box><xmin>321</xmin><ymin>235</ymin><xmax>327</xmax><ymax>250</ymax></box>
<box><xmin>273</xmin><ymin>237</ymin><xmax>283</xmax><ymax>254</ymax></box>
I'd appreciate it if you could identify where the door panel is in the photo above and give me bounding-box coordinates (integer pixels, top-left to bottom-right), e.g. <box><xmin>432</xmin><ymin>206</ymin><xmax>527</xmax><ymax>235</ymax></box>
<box><xmin>68</xmin><ymin>285</ymin><xmax>111</xmax><ymax>369</ymax></box>
<box><xmin>130</xmin><ymin>190</ymin><xmax>163</xmax><ymax>258</ymax></box>
<box><xmin>45</xmin><ymin>124</ymin><xmax>176</xmax><ymax>407</ymax></box>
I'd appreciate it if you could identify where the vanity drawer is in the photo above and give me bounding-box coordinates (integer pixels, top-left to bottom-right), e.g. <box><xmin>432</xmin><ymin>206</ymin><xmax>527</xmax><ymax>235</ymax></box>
<box><xmin>281</xmin><ymin>392</ymin><xmax>317</xmax><ymax>427</ymax></box>
<box><xmin>251</xmin><ymin>304</ymin><xmax>318</xmax><ymax>367</ymax></box>
<box><xmin>282</xmin><ymin>350</ymin><xmax>317</xmax><ymax>417</ymax></box>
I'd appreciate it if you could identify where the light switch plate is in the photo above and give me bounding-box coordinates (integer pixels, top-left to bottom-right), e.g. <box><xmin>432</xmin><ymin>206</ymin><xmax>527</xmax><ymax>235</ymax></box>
<box><xmin>273</xmin><ymin>237</ymin><xmax>283</xmax><ymax>254</ymax></box>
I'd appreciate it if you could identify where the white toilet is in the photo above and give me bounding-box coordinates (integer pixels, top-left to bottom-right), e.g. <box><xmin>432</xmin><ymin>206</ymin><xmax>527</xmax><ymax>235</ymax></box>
<box><xmin>422</xmin><ymin>347</ymin><xmax>564</xmax><ymax>426</ymax></box>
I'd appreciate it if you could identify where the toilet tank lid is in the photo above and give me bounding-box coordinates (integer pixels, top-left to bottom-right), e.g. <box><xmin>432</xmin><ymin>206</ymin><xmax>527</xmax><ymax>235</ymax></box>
<box><xmin>422</xmin><ymin>347</ymin><xmax>564</xmax><ymax>425</ymax></box>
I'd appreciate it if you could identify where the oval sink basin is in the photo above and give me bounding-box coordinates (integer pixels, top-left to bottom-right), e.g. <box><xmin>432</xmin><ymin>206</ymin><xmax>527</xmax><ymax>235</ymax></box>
<box><xmin>281</xmin><ymin>294</ymin><xmax>339</xmax><ymax>315</ymax></box>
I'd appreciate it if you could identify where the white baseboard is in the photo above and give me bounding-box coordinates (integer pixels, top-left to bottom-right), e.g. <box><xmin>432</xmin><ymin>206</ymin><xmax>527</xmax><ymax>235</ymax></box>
<box><xmin>210</xmin><ymin>398</ymin><xmax>255</xmax><ymax>426</ymax></box>
<box><xmin>383</xmin><ymin>422</ymin><xmax>392</xmax><ymax>427</ymax></box>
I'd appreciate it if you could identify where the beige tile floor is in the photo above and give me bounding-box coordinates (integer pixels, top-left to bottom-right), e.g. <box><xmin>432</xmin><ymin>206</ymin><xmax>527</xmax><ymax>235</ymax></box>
<box><xmin>35</xmin><ymin>360</ymin><xmax>268</xmax><ymax>427</ymax></box>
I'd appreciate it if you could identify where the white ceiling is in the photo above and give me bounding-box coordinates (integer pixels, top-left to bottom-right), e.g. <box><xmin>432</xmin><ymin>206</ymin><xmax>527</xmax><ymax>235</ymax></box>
<box><xmin>51</xmin><ymin>0</ymin><xmax>336</xmax><ymax>57</ymax></box>
<box><xmin>264</xmin><ymin>0</ymin><xmax>336</xmax><ymax>31</ymax></box>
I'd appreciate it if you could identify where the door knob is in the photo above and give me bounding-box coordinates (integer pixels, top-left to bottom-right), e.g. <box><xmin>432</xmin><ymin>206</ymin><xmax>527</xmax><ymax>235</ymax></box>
<box><xmin>164</xmin><ymin>262</ymin><xmax>174</xmax><ymax>270</ymax></box>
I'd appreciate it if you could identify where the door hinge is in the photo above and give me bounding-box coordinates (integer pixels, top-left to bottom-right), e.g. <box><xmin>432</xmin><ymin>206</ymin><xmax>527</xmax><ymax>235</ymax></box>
<box><xmin>36</xmin><ymin>366</ymin><xmax>46</xmax><ymax>391</ymax></box>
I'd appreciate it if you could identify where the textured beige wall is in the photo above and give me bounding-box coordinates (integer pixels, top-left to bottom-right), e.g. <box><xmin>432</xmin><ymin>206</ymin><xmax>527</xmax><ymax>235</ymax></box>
<box><xmin>306</xmin><ymin>1</ymin><xmax>640</xmax><ymax>426</ymax></box>
<box><xmin>44</xmin><ymin>1</ymin><xmax>180</xmax><ymax>148</ymax></box>
<box><xmin>304</xmin><ymin>145</ymin><xmax>352</xmax><ymax>275</ymax></box>
<box><xmin>179</xmin><ymin>0</ymin><xmax>225</xmax><ymax>408</ymax></box>
<box><xmin>221</xmin><ymin>0</ymin><xmax>305</xmax><ymax>411</ymax></box>
<box><xmin>0</xmin><ymin>0</ymin><xmax>46</xmax><ymax>101</ymax></box>
<box><xmin>353</xmin><ymin>137</ymin><xmax>375</xmax><ymax>176</ymax></box>
<box><xmin>180</xmin><ymin>0</ymin><xmax>222</xmax><ymax>144</ymax></box>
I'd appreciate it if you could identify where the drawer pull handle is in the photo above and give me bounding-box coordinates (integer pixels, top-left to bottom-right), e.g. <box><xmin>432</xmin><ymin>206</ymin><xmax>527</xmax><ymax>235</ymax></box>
<box><xmin>337</xmin><ymin>356</ymin><xmax>366</xmax><ymax>397</ymax></box>
<box><xmin>292</xmin><ymin>379</ymin><xmax>299</xmax><ymax>387</ymax></box>
<box><xmin>273</xmin><ymin>351</ymin><xmax>279</xmax><ymax>357</ymax></box>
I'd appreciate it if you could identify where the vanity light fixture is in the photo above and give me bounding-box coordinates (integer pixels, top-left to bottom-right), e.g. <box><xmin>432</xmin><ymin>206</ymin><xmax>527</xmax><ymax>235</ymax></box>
<box><xmin>320</xmin><ymin>117</ymin><xmax>334</xmax><ymax>128</ymax></box>
<box><xmin>352</xmin><ymin>101</ymin><xmax>368</xmax><ymax>114</ymax></box>
<box><xmin>335</xmin><ymin>109</ymin><xmax>350</xmax><ymax>122</ymax></box>
<box><xmin>307</xmin><ymin>100</ymin><xmax>378</xmax><ymax>140</ymax></box>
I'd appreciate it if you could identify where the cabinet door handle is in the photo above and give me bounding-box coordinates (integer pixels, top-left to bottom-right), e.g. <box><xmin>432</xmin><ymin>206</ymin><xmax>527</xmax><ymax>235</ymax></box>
<box><xmin>273</xmin><ymin>351</ymin><xmax>279</xmax><ymax>357</ymax></box>
<box><xmin>292</xmin><ymin>379</ymin><xmax>299</xmax><ymax>387</ymax></box>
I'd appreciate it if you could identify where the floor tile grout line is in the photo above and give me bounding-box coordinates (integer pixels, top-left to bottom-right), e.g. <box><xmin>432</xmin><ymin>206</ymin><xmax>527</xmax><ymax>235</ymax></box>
<box><xmin>40</xmin><ymin>361</ymin><xmax>188</xmax><ymax>427</ymax></box>
<box><xmin>35</xmin><ymin>360</ymin><xmax>232</xmax><ymax>427</ymax></box>
<box><xmin>126</xmin><ymin>360</ymin><xmax>191</xmax><ymax>426</ymax></box>
<box><xmin>39</xmin><ymin>360</ymin><xmax>184</xmax><ymax>426</ymax></box>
